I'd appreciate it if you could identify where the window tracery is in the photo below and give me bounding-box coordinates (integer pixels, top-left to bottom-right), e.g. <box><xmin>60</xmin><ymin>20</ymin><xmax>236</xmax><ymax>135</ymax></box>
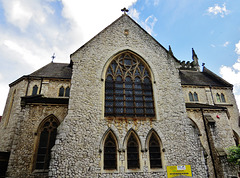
<box><xmin>34</xmin><ymin>116</ymin><xmax>59</xmax><ymax>170</ymax></box>
<box><xmin>105</xmin><ymin>52</ymin><xmax>155</xmax><ymax>118</ymax></box>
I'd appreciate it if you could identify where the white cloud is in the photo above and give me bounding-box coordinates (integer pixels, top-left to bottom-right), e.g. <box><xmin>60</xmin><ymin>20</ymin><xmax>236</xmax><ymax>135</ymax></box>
<box><xmin>207</xmin><ymin>3</ymin><xmax>230</xmax><ymax>18</ymax></box>
<box><xmin>211</xmin><ymin>44</ymin><xmax>216</xmax><ymax>48</ymax></box>
<box><xmin>235</xmin><ymin>40</ymin><xmax>240</xmax><ymax>55</ymax></box>
<box><xmin>141</xmin><ymin>15</ymin><xmax>158</xmax><ymax>35</ymax></box>
<box><xmin>220</xmin><ymin>41</ymin><xmax>240</xmax><ymax>109</ymax></box>
<box><xmin>223</xmin><ymin>41</ymin><xmax>229</xmax><ymax>47</ymax></box>
<box><xmin>0</xmin><ymin>0</ymin><xmax>138</xmax><ymax>114</ymax></box>
<box><xmin>129</xmin><ymin>8</ymin><xmax>140</xmax><ymax>20</ymax></box>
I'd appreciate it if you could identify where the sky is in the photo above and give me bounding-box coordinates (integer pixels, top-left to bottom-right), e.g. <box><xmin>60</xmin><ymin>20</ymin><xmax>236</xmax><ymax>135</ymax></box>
<box><xmin>0</xmin><ymin>0</ymin><xmax>240</xmax><ymax>115</ymax></box>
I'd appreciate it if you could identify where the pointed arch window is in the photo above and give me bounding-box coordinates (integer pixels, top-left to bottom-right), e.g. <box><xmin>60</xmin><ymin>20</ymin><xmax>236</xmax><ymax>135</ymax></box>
<box><xmin>188</xmin><ymin>92</ymin><xmax>194</xmax><ymax>101</ymax></box>
<box><xmin>149</xmin><ymin>133</ymin><xmax>162</xmax><ymax>168</ymax></box>
<box><xmin>127</xmin><ymin>133</ymin><xmax>140</xmax><ymax>169</ymax></box>
<box><xmin>216</xmin><ymin>93</ymin><xmax>221</xmax><ymax>102</ymax></box>
<box><xmin>216</xmin><ymin>93</ymin><xmax>226</xmax><ymax>103</ymax></box>
<box><xmin>65</xmin><ymin>87</ymin><xmax>70</xmax><ymax>97</ymax></box>
<box><xmin>193</xmin><ymin>92</ymin><xmax>199</xmax><ymax>101</ymax></box>
<box><xmin>189</xmin><ymin>92</ymin><xmax>198</xmax><ymax>102</ymax></box>
<box><xmin>59</xmin><ymin>86</ymin><xmax>64</xmax><ymax>97</ymax></box>
<box><xmin>104</xmin><ymin>133</ymin><xmax>117</xmax><ymax>170</ymax></box>
<box><xmin>105</xmin><ymin>52</ymin><xmax>155</xmax><ymax>117</ymax></box>
<box><xmin>220</xmin><ymin>93</ymin><xmax>226</xmax><ymax>102</ymax></box>
<box><xmin>32</xmin><ymin>85</ymin><xmax>38</xmax><ymax>95</ymax></box>
<box><xmin>34</xmin><ymin>116</ymin><xmax>59</xmax><ymax>170</ymax></box>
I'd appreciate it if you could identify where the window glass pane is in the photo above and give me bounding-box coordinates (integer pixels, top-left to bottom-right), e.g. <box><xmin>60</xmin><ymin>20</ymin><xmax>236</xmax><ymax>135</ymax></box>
<box><xmin>105</xmin><ymin>95</ymin><xmax>114</xmax><ymax>100</ymax></box>
<box><xmin>111</xmin><ymin>61</ymin><xmax>117</xmax><ymax>72</ymax></box>
<box><xmin>105</xmin><ymin>101</ymin><xmax>113</xmax><ymax>106</ymax></box>
<box><xmin>135</xmin><ymin>77</ymin><xmax>141</xmax><ymax>83</ymax></box>
<box><xmin>104</xmin><ymin>134</ymin><xmax>117</xmax><ymax>170</ymax></box>
<box><xmin>126</xmin><ymin>95</ymin><xmax>134</xmax><ymax>101</ymax></box>
<box><xmin>145</xmin><ymin>102</ymin><xmax>154</xmax><ymax>107</ymax></box>
<box><xmin>126</xmin><ymin>108</ymin><xmax>134</xmax><ymax>113</ymax></box>
<box><xmin>106</xmin><ymin>82</ymin><xmax>114</xmax><ymax>88</ymax></box>
<box><xmin>115</xmin><ymin>95</ymin><xmax>124</xmax><ymax>100</ymax></box>
<box><xmin>59</xmin><ymin>87</ymin><xmax>64</xmax><ymax>97</ymax></box>
<box><xmin>136</xmin><ymin>108</ymin><xmax>144</xmax><ymax>114</ymax></box>
<box><xmin>135</xmin><ymin>90</ymin><xmax>142</xmax><ymax>95</ymax></box>
<box><xmin>35</xmin><ymin>117</ymin><xmax>59</xmax><ymax>170</ymax></box>
<box><xmin>32</xmin><ymin>85</ymin><xmax>38</xmax><ymax>95</ymax></box>
<box><xmin>124</xmin><ymin>58</ymin><xmax>132</xmax><ymax>65</ymax></box>
<box><xmin>135</xmin><ymin>96</ymin><xmax>143</xmax><ymax>101</ymax></box>
<box><xmin>189</xmin><ymin>92</ymin><xmax>194</xmax><ymax>101</ymax></box>
<box><xmin>106</xmin><ymin>89</ymin><xmax>113</xmax><ymax>94</ymax></box>
<box><xmin>145</xmin><ymin>96</ymin><xmax>153</xmax><ymax>101</ymax></box>
<box><xmin>193</xmin><ymin>92</ymin><xmax>198</xmax><ymax>101</ymax></box>
<box><xmin>136</xmin><ymin>101</ymin><xmax>143</xmax><ymax>107</ymax></box>
<box><xmin>127</xmin><ymin>134</ymin><xmax>139</xmax><ymax>169</ymax></box>
<box><xmin>126</xmin><ymin>101</ymin><xmax>134</xmax><ymax>107</ymax></box>
<box><xmin>149</xmin><ymin>134</ymin><xmax>162</xmax><ymax>168</ymax></box>
<box><xmin>146</xmin><ymin>108</ymin><xmax>154</xmax><ymax>114</ymax></box>
<box><xmin>144</xmin><ymin>77</ymin><xmax>151</xmax><ymax>83</ymax></box>
<box><xmin>105</xmin><ymin>107</ymin><xmax>113</xmax><ymax>114</ymax></box>
<box><xmin>221</xmin><ymin>93</ymin><xmax>226</xmax><ymax>102</ymax></box>
<box><xmin>106</xmin><ymin>75</ymin><xmax>113</xmax><ymax>81</ymax></box>
<box><xmin>216</xmin><ymin>93</ymin><xmax>221</xmax><ymax>102</ymax></box>
<box><xmin>65</xmin><ymin>87</ymin><xmax>70</xmax><ymax>97</ymax></box>
<box><xmin>144</xmin><ymin>90</ymin><xmax>152</xmax><ymax>95</ymax></box>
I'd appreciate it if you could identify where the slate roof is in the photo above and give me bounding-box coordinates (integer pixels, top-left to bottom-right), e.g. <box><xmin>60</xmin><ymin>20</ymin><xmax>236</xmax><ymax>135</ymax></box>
<box><xmin>9</xmin><ymin>62</ymin><xmax>72</xmax><ymax>86</ymax></box>
<box><xmin>180</xmin><ymin>67</ymin><xmax>232</xmax><ymax>87</ymax></box>
<box><xmin>29</xmin><ymin>62</ymin><xmax>72</xmax><ymax>79</ymax></box>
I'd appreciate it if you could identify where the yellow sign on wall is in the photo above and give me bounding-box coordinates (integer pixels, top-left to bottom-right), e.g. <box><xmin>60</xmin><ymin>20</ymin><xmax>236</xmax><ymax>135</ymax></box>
<box><xmin>167</xmin><ymin>165</ymin><xmax>192</xmax><ymax>178</ymax></box>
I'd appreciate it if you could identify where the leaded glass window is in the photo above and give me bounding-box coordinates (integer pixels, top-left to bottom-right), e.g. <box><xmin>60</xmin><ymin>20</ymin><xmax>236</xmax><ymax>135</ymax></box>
<box><xmin>105</xmin><ymin>52</ymin><xmax>155</xmax><ymax>117</ymax></box>
<box><xmin>35</xmin><ymin>116</ymin><xmax>59</xmax><ymax>170</ymax></box>
<box><xmin>104</xmin><ymin>133</ymin><xmax>117</xmax><ymax>170</ymax></box>
<box><xmin>149</xmin><ymin>134</ymin><xmax>162</xmax><ymax>168</ymax></box>
<box><xmin>127</xmin><ymin>133</ymin><xmax>140</xmax><ymax>169</ymax></box>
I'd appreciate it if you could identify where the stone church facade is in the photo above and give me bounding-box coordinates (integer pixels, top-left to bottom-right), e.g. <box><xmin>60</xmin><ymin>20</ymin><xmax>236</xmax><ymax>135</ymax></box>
<box><xmin>0</xmin><ymin>14</ymin><xmax>239</xmax><ymax>177</ymax></box>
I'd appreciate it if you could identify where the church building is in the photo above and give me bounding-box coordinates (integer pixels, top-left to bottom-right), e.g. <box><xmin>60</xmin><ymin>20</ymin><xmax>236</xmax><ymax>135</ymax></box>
<box><xmin>0</xmin><ymin>12</ymin><xmax>239</xmax><ymax>177</ymax></box>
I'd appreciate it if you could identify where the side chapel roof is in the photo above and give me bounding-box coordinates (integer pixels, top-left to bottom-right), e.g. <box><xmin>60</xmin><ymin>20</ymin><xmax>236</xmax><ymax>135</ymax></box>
<box><xmin>9</xmin><ymin>62</ymin><xmax>72</xmax><ymax>86</ymax></box>
<box><xmin>180</xmin><ymin>67</ymin><xmax>232</xmax><ymax>87</ymax></box>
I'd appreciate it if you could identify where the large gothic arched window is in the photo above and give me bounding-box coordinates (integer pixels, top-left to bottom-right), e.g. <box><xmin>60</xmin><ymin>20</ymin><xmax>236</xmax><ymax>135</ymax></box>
<box><xmin>34</xmin><ymin>115</ymin><xmax>59</xmax><ymax>170</ymax></box>
<box><xmin>105</xmin><ymin>52</ymin><xmax>155</xmax><ymax>118</ymax></box>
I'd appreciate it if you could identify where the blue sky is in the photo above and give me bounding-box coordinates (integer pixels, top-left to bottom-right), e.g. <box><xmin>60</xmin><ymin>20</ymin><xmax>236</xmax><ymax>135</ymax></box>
<box><xmin>0</xmin><ymin>0</ymin><xmax>240</xmax><ymax>114</ymax></box>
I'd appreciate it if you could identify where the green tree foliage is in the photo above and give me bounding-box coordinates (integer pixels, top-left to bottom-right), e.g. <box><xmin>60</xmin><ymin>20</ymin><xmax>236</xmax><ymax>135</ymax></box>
<box><xmin>227</xmin><ymin>145</ymin><xmax>240</xmax><ymax>165</ymax></box>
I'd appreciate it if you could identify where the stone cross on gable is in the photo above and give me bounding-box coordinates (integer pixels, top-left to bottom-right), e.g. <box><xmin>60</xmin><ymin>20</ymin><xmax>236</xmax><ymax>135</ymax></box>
<box><xmin>121</xmin><ymin>7</ymin><xmax>129</xmax><ymax>14</ymax></box>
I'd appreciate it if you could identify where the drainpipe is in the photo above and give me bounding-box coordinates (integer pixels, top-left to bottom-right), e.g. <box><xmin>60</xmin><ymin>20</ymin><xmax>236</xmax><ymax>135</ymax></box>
<box><xmin>39</xmin><ymin>77</ymin><xmax>43</xmax><ymax>94</ymax></box>
<box><xmin>201</xmin><ymin>108</ymin><xmax>217</xmax><ymax>178</ymax></box>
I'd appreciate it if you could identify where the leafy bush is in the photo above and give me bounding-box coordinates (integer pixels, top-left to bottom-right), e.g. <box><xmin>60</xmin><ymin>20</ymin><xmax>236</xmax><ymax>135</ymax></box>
<box><xmin>227</xmin><ymin>145</ymin><xmax>240</xmax><ymax>165</ymax></box>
